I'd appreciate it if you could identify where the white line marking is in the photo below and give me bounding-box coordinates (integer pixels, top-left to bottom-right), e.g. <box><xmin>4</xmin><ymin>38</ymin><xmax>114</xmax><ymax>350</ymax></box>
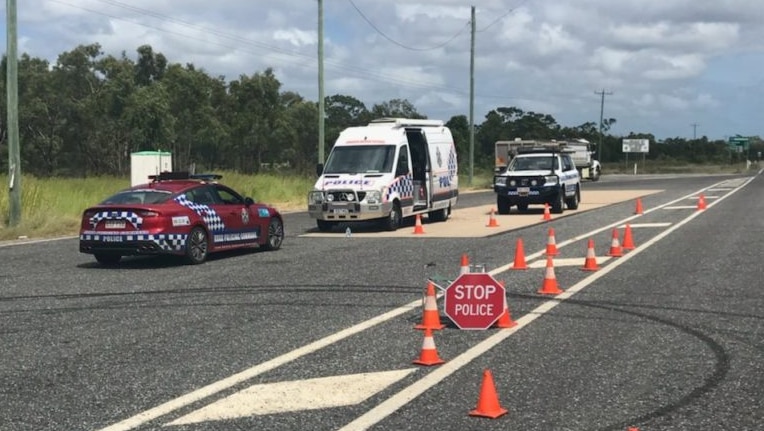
<box><xmin>663</xmin><ymin>205</ymin><xmax>697</xmax><ymax>210</ymax></box>
<box><xmin>527</xmin><ymin>257</ymin><xmax>611</xmax><ymax>268</ymax></box>
<box><xmin>618</xmin><ymin>223</ymin><xmax>672</xmax><ymax>228</ymax></box>
<box><xmin>338</xmin><ymin>176</ymin><xmax>755</xmax><ymax>431</ymax></box>
<box><xmin>0</xmin><ymin>235</ymin><xmax>76</xmax><ymax>248</ymax></box>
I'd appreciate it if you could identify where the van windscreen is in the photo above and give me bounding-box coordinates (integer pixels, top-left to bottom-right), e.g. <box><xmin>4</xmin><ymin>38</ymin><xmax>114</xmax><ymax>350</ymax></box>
<box><xmin>324</xmin><ymin>145</ymin><xmax>395</xmax><ymax>174</ymax></box>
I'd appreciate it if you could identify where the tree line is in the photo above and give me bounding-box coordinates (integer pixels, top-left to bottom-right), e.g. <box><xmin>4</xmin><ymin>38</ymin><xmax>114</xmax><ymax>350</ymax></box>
<box><xmin>0</xmin><ymin>43</ymin><xmax>760</xmax><ymax>178</ymax></box>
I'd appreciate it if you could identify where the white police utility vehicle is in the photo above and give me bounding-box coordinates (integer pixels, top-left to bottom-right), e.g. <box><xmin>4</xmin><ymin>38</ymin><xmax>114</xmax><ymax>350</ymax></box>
<box><xmin>493</xmin><ymin>145</ymin><xmax>581</xmax><ymax>215</ymax></box>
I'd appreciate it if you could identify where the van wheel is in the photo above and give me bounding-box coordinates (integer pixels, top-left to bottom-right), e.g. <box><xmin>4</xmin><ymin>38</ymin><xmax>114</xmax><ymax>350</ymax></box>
<box><xmin>566</xmin><ymin>186</ymin><xmax>580</xmax><ymax>210</ymax></box>
<box><xmin>497</xmin><ymin>196</ymin><xmax>511</xmax><ymax>215</ymax></box>
<box><xmin>428</xmin><ymin>206</ymin><xmax>449</xmax><ymax>222</ymax></box>
<box><xmin>551</xmin><ymin>189</ymin><xmax>565</xmax><ymax>214</ymax></box>
<box><xmin>316</xmin><ymin>220</ymin><xmax>335</xmax><ymax>232</ymax></box>
<box><xmin>591</xmin><ymin>168</ymin><xmax>601</xmax><ymax>182</ymax></box>
<box><xmin>382</xmin><ymin>203</ymin><xmax>402</xmax><ymax>231</ymax></box>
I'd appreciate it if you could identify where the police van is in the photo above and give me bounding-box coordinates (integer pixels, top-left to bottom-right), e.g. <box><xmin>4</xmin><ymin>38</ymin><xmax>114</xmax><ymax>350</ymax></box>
<box><xmin>308</xmin><ymin>118</ymin><xmax>459</xmax><ymax>231</ymax></box>
<box><xmin>493</xmin><ymin>145</ymin><xmax>581</xmax><ymax>215</ymax></box>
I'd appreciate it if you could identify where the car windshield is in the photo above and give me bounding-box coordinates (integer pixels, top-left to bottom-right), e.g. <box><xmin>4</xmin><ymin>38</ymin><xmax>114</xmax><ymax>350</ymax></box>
<box><xmin>508</xmin><ymin>156</ymin><xmax>558</xmax><ymax>171</ymax></box>
<box><xmin>100</xmin><ymin>189</ymin><xmax>173</xmax><ymax>205</ymax></box>
<box><xmin>323</xmin><ymin>145</ymin><xmax>395</xmax><ymax>174</ymax></box>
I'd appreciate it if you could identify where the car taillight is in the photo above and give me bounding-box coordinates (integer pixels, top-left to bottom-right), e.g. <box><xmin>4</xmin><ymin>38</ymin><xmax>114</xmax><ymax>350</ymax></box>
<box><xmin>83</xmin><ymin>210</ymin><xmax>98</xmax><ymax>219</ymax></box>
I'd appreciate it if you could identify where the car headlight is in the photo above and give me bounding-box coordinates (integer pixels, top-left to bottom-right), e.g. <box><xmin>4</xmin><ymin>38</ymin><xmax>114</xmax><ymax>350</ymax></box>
<box><xmin>495</xmin><ymin>177</ymin><xmax>507</xmax><ymax>187</ymax></box>
<box><xmin>510</xmin><ymin>179</ymin><xmax>518</xmax><ymax>186</ymax></box>
<box><xmin>365</xmin><ymin>190</ymin><xmax>381</xmax><ymax>204</ymax></box>
<box><xmin>545</xmin><ymin>175</ymin><xmax>559</xmax><ymax>185</ymax></box>
<box><xmin>530</xmin><ymin>179</ymin><xmax>538</xmax><ymax>186</ymax></box>
<box><xmin>309</xmin><ymin>191</ymin><xmax>324</xmax><ymax>204</ymax></box>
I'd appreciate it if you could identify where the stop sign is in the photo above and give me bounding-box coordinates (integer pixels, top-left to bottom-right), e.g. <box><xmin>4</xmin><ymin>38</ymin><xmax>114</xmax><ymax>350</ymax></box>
<box><xmin>444</xmin><ymin>273</ymin><xmax>505</xmax><ymax>330</ymax></box>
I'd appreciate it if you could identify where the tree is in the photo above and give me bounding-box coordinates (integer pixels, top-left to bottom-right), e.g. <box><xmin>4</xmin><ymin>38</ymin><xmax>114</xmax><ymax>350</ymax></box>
<box><xmin>369</xmin><ymin>98</ymin><xmax>424</xmax><ymax>119</ymax></box>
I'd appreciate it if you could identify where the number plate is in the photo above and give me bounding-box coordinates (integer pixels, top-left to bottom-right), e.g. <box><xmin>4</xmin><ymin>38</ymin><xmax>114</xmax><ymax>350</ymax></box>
<box><xmin>104</xmin><ymin>220</ymin><xmax>126</xmax><ymax>229</ymax></box>
<box><xmin>518</xmin><ymin>187</ymin><xmax>530</xmax><ymax>196</ymax></box>
<box><xmin>333</xmin><ymin>208</ymin><xmax>349</xmax><ymax>214</ymax></box>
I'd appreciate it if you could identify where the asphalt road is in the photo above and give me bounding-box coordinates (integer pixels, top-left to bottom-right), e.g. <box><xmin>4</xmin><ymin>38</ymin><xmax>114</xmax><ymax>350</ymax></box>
<box><xmin>1</xmin><ymin>172</ymin><xmax>762</xmax><ymax>431</ymax></box>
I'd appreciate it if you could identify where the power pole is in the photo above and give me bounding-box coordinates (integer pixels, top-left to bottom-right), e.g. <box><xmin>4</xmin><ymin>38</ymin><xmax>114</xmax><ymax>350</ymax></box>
<box><xmin>6</xmin><ymin>0</ymin><xmax>21</xmax><ymax>227</ymax></box>
<box><xmin>691</xmin><ymin>123</ymin><xmax>698</xmax><ymax>139</ymax></box>
<box><xmin>468</xmin><ymin>6</ymin><xmax>475</xmax><ymax>186</ymax></box>
<box><xmin>317</xmin><ymin>0</ymin><xmax>325</xmax><ymax>172</ymax></box>
<box><xmin>595</xmin><ymin>89</ymin><xmax>612</xmax><ymax>162</ymax></box>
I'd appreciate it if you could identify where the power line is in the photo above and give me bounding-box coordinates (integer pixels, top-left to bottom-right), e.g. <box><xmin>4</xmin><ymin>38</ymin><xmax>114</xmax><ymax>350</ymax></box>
<box><xmin>347</xmin><ymin>0</ymin><xmax>470</xmax><ymax>51</ymax></box>
<box><xmin>477</xmin><ymin>0</ymin><xmax>532</xmax><ymax>33</ymax></box>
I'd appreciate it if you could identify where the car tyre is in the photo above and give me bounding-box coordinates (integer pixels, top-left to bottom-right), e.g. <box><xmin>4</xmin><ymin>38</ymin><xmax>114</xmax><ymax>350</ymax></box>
<box><xmin>382</xmin><ymin>202</ymin><xmax>402</xmax><ymax>231</ymax></box>
<box><xmin>262</xmin><ymin>218</ymin><xmax>284</xmax><ymax>251</ymax></box>
<box><xmin>497</xmin><ymin>195</ymin><xmax>511</xmax><ymax>215</ymax></box>
<box><xmin>94</xmin><ymin>253</ymin><xmax>121</xmax><ymax>265</ymax></box>
<box><xmin>566</xmin><ymin>185</ymin><xmax>580</xmax><ymax>210</ymax></box>
<box><xmin>428</xmin><ymin>205</ymin><xmax>450</xmax><ymax>222</ymax></box>
<box><xmin>316</xmin><ymin>220</ymin><xmax>335</xmax><ymax>232</ymax></box>
<box><xmin>185</xmin><ymin>226</ymin><xmax>209</xmax><ymax>265</ymax></box>
<box><xmin>551</xmin><ymin>188</ymin><xmax>565</xmax><ymax>214</ymax></box>
<box><xmin>516</xmin><ymin>203</ymin><xmax>529</xmax><ymax>212</ymax></box>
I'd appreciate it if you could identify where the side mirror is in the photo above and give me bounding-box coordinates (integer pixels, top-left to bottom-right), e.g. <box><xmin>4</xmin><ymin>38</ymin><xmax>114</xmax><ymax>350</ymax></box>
<box><xmin>244</xmin><ymin>197</ymin><xmax>255</xmax><ymax>206</ymax></box>
<box><xmin>316</xmin><ymin>163</ymin><xmax>324</xmax><ymax>177</ymax></box>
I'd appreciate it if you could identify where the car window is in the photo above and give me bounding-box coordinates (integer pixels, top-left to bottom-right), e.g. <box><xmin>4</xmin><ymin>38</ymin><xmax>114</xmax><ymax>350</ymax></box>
<box><xmin>562</xmin><ymin>155</ymin><xmax>574</xmax><ymax>171</ymax></box>
<box><xmin>185</xmin><ymin>186</ymin><xmax>219</xmax><ymax>205</ymax></box>
<box><xmin>100</xmin><ymin>189</ymin><xmax>171</xmax><ymax>205</ymax></box>
<box><xmin>214</xmin><ymin>186</ymin><xmax>245</xmax><ymax>205</ymax></box>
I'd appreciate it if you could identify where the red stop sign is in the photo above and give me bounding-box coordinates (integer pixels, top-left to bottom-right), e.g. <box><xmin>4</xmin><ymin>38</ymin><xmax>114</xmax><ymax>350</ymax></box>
<box><xmin>444</xmin><ymin>273</ymin><xmax>506</xmax><ymax>330</ymax></box>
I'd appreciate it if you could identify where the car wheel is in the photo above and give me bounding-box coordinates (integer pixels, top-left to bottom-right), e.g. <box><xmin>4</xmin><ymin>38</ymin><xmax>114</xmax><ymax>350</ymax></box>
<box><xmin>566</xmin><ymin>185</ymin><xmax>580</xmax><ymax>210</ymax></box>
<box><xmin>591</xmin><ymin>168</ymin><xmax>601</xmax><ymax>182</ymax></box>
<box><xmin>382</xmin><ymin>202</ymin><xmax>402</xmax><ymax>231</ymax></box>
<box><xmin>428</xmin><ymin>206</ymin><xmax>449</xmax><ymax>222</ymax></box>
<box><xmin>262</xmin><ymin>218</ymin><xmax>284</xmax><ymax>251</ymax></box>
<box><xmin>94</xmin><ymin>253</ymin><xmax>121</xmax><ymax>265</ymax></box>
<box><xmin>497</xmin><ymin>195</ymin><xmax>511</xmax><ymax>215</ymax></box>
<box><xmin>185</xmin><ymin>226</ymin><xmax>208</xmax><ymax>265</ymax></box>
<box><xmin>551</xmin><ymin>189</ymin><xmax>565</xmax><ymax>214</ymax></box>
<box><xmin>316</xmin><ymin>220</ymin><xmax>335</xmax><ymax>232</ymax></box>
<box><xmin>517</xmin><ymin>203</ymin><xmax>529</xmax><ymax>212</ymax></box>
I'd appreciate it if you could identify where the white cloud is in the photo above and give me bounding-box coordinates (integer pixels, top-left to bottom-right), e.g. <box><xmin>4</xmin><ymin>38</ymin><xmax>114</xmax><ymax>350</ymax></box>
<box><xmin>6</xmin><ymin>0</ymin><xmax>764</xmax><ymax>139</ymax></box>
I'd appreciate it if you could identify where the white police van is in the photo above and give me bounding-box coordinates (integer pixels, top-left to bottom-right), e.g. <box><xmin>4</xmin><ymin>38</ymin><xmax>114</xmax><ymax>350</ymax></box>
<box><xmin>308</xmin><ymin>118</ymin><xmax>459</xmax><ymax>231</ymax></box>
<box><xmin>493</xmin><ymin>146</ymin><xmax>580</xmax><ymax>215</ymax></box>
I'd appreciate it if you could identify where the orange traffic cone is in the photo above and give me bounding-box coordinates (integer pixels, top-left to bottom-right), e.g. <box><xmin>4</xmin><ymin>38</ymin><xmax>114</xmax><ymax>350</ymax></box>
<box><xmin>414</xmin><ymin>281</ymin><xmax>445</xmax><ymax>330</ymax></box>
<box><xmin>545</xmin><ymin>227</ymin><xmax>558</xmax><ymax>256</ymax></box>
<box><xmin>635</xmin><ymin>198</ymin><xmax>644</xmax><ymax>215</ymax></box>
<box><xmin>469</xmin><ymin>369</ymin><xmax>508</xmax><ymax>419</ymax></box>
<box><xmin>510</xmin><ymin>238</ymin><xmax>528</xmax><ymax>270</ymax></box>
<box><xmin>459</xmin><ymin>253</ymin><xmax>470</xmax><ymax>275</ymax></box>
<box><xmin>538</xmin><ymin>256</ymin><xmax>563</xmax><ymax>295</ymax></box>
<box><xmin>486</xmin><ymin>208</ymin><xmax>499</xmax><ymax>227</ymax></box>
<box><xmin>581</xmin><ymin>238</ymin><xmax>601</xmax><ymax>271</ymax></box>
<box><xmin>627</xmin><ymin>428</ymin><xmax>640</xmax><ymax>431</ymax></box>
<box><xmin>412</xmin><ymin>328</ymin><xmax>445</xmax><ymax>366</ymax></box>
<box><xmin>542</xmin><ymin>203</ymin><xmax>552</xmax><ymax>221</ymax></box>
<box><xmin>607</xmin><ymin>228</ymin><xmax>623</xmax><ymax>257</ymax></box>
<box><xmin>494</xmin><ymin>287</ymin><xmax>517</xmax><ymax>328</ymax></box>
<box><xmin>622</xmin><ymin>224</ymin><xmax>636</xmax><ymax>251</ymax></box>
<box><xmin>697</xmin><ymin>194</ymin><xmax>707</xmax><ymax>210</ymax></box>
<box><xmin>413</xmin><ymin>214</ymin><xmax>425</xmax><ymax>234</ymax></box>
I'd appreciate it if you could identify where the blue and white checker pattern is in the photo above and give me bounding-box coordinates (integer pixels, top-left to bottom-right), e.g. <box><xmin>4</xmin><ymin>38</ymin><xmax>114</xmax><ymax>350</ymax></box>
<box><xmin>79</xmin><ymin>233</ymin><xmax>187</xmax><ymax>251</ymax></box>
<box><xmin>385</xmin><ymin>174</ymin><xmax>414</xmax><ymax>202</ymax></box>
<box><xmin>89</xmin><ymin>211</ymin><xmax>143</xmax><ymax>228</ymax></box>
<box><xmin>174</xmin><ymin>194</ymin><xmax>226</xmax><ymax>232</ymax></box>
<box><xmin>447</xmin><ymin>147</ymin><xmax>458</xmax><ymax>181</ymax></box>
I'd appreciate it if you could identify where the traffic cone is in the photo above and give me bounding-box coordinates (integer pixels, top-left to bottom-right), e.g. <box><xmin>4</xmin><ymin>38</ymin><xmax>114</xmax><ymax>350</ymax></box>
<box><xmin>412</xmin><ymin>328</ymin><xmax>445</xmax><ymax>366</ymax></box>
<box><xmin>538</xmin><ymin>256</ymin><xmax>563</xmax><ymax>295</ymax></box>
<box><xmin>635</xmin><ymin>198</ymin><xmax>644</xmax><ymax>215</ymax></box>
<box><xmin>542</xmin><ymin>203</ymin><xmax>552</xmax><ymax>221</ymax></box>
<box><xmin>486</xmin><ymin>208</ymin><xmax>499</xmax><ymax>227</ymax></box>
<box><xmin>414</xmin><ymin>281</ymin><xmax>445</xmax><ymax>330</ymax></box>
<box><xmin>607</xmin><ymin>228</ymin><xmax>623</xmax><ymax>257</ymax></box>
<box><xmin>580</xmin><ymin>238</ymin><xmax>601</xmax><ymax>271</ymax></box>
<box><xmin>622</xmin><ymin>223</ymin><xmax>636</xmax><ymax>251</ymax></box>
<box><xmin>627</xmin><ymin>428</ymin><xmax>640</xmax><ymax>431</ymax></box>
<box><xmin>413</xmin><ymin>214</ymin><xmax>425</xmax><ymax>234</ymax></box>
<box><xmin>545</xmin><ymin>227</ymin><xmax>558</xmax><ymax>256</ymax></box>
<box><xmin>459</xmin><ymin>253</ymin><xmax>470</xmax><ymax>275</ymax></box>
<box><xmin>697</xmin><ymin>194</ymin><xmax>707</xmax><ymax>210</ymax></box>
<box><xmin>494</xmin><ymin>286</ymin><xmax>517</xmax><ymax>328</ymax></box>
<box><xmin>469</xmin><ymin>369</ymin><xmax>508</xmax><ymax>419</ymax></box>
<box><xmin>510</xmin><ymin>238</ymin><xmax>528</xmax><ymax>270</ymax></box>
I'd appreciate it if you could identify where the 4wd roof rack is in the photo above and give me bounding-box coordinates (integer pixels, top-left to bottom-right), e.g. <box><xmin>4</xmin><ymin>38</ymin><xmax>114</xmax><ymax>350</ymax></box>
<box><xmin>516</xmin><ymin>145</ymin><xmax>573</xmax><ymax>154</ymax></box>
<box><xmin>148</xmin><ymin>172</ymin><xmax>223</xmax><ymax>182</ymax></box>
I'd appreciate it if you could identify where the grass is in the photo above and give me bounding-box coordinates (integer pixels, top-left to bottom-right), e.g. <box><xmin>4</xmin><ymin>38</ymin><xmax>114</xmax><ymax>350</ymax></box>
<box><xmin>0</xmin><ymin>162</ymin><xmax>751</xmax><ymax>241</ymax></box>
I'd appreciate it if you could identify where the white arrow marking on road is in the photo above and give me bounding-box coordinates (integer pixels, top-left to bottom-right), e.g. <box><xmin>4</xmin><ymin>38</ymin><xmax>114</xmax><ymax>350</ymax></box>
<box><xmin>166</xmin><ymin>369</ymin><xmax>416</xmax><ymax>425</ymax></box>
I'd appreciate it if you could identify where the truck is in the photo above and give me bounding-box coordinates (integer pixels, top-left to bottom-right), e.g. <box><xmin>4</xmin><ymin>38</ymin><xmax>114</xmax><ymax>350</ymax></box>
<box><xmin>495</xmin><ymin>138</ymin><xmax>601</xmax><ymax>181</ymax></box>
<box><xmin>308</xmin><ymin>118</ymin><xmax>459</xmax><ymax>232</ymax></box>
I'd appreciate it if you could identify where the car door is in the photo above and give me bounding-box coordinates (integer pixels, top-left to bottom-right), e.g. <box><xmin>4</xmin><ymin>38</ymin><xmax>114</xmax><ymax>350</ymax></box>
<box><xmin>210</xmin><ymin>185</ymin><xmax>260</xmax><ymax>246</ymax></box>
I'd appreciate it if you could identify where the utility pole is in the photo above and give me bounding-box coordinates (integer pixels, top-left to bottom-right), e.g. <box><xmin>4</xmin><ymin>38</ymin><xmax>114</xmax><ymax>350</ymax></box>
<box><xmin>595</xmin><ymin>89</ymin><xmax>612</xmax><ymax>162</ymax></box>
<box><xmin>317</xmin><ymin>0</ymin><xmax>325</xmax><ymax>173</ymax></box>
<box><xmin>468</xmin><ymin>6</ymin><xmax>475</xmax><ymax>186</ymax></box>
<box><xmin>691</xmin><ymin>123</ymin><xmax>698</xmax><ymax>139</ymax></box>
<box><xmin>6</xmin><ymin>0</ymin><xmax>21</xmax><ymax>226</ymax></box>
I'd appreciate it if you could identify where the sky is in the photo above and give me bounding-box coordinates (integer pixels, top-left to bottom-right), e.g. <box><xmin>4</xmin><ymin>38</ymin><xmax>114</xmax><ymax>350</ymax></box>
<box><xmin>2</xmin><ymin>0</ymin><xmax>764</xmax><ymax>141</ymax></box>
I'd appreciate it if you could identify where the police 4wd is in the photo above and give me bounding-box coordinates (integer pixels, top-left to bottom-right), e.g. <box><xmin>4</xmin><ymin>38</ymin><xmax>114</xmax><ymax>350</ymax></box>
<box><xmin>493</xmin><ymin>146</ymin><xmax>581</xmax><ymax>215</ymax></box>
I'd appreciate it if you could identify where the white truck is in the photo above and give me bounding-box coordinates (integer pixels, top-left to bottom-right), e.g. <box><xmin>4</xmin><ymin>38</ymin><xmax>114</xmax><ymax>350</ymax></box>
<box><xmin>495</xmin><ymin>138</ymin><xmax>601</xmax><ymax>181</ymax></box>
<box><xmin>308</xmin><ymin>118</ymin><xmax>459</xmax><ymax>232</ymax></box>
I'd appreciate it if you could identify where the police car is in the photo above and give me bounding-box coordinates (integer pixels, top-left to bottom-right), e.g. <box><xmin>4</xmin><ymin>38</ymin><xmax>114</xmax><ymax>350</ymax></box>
<box><xmin>79</xmin><ymin>172</ymin><xmax>284</xmax><ymax>265</ymax></box>
<box><xmin>493</xmin><ymin>146</ymin><xmax>581</xmax><ymax>215</ymax></box>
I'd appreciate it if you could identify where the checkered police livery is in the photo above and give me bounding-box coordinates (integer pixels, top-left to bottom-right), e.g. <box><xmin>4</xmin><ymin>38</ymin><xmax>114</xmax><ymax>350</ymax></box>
<box><xmin>174</xmin><ymin>194</ymin><xmax>226</xmax><ymax>232</ymax></box>
<box><xmin>385</xmin><ymin>173</ymin><xmax>414</xmax><ymax>202</ymax></box>
<box><xmin>79</xmin><ymin>233</ymin><xmax>187</xmax><ymax>251</ymax></box>
<box><xmin>447</xmin><ymin>147</ymin><xmax>458</xmax><ymax>182</ymax></box>
<box><xmin>89</xmin><ymin>210</ymin><xmax>143</xmax><ymax>229</ymax></box>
